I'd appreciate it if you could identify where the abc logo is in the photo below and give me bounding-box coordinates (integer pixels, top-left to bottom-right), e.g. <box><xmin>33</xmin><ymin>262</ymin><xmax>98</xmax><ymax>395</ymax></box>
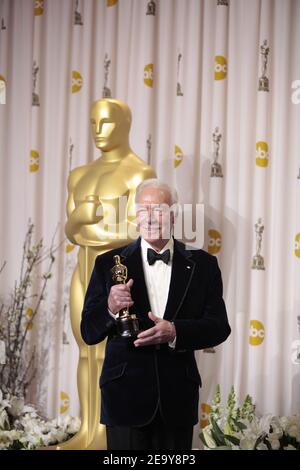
<box><xmin>208</xmin><ymin>229</ymin><xmax>221</xmax><ymax>255</ymax></box>
<box><xmin>29</xmin><ymin>149</ymin><xmax>39</xmax><ymax>173</ymax></box>
<box><xmin>144</xmin><ymin>64</ymin><xmax>154</xmax><ymax>87</ymax></box>
<box><xmin>72</xmin><ymin>71</ymin><xmax>83</xmax><ymax>93</ymax></box>
<box><xmin>200</xmin><ymin>403</ymin><xmax>212</xmax><ymax>428</ymax></box>
<box><xmin>60</xmin><ymin>391</ymin><xmax>70</xmax><ymax>414</ymax></box>
<box><xmin>34</xmin><ymin>0</ymin><xmax>44</xmax><ymax>16</ymax></box>
<box><xmin>214</xmin><ymin>56</ymin><xmax>227</xmax><ymax>80</ymax></box>
<box><xmin>295</xmin><ymin>233</ymin><xmax>300</xmax><ymax>258</ymax></box>
<box><xmin>174</xmin><ymin>145</ymin><xmax>183</xmax><ymax>168</ymax></box>
<box><xmin>256</xmin><ymin>141</ymin><xmax>269</xmax><ymax>167</ymax></box>
<box><xmin>249</xmin><ymin>320</ymin><xmax>265</xmax><ymax>346</ymax></box>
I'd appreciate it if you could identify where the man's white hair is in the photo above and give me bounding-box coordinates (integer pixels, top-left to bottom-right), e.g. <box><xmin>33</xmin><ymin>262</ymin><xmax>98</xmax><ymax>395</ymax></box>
<box><xmin>135</xmin><ymin>179</ymin><xmax>178</xmax><ymax>205</ymax></box>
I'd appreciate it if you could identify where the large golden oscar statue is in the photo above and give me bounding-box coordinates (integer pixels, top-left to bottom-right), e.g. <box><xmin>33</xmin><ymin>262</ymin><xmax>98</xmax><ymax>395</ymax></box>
<box><xmin>59</xmin><ymin>99</ymin><xmax>156</xmax><ymax>449</ymax></box>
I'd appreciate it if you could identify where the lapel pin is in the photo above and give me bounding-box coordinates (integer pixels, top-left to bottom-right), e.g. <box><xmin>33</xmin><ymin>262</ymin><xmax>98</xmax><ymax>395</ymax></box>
<box><xmin>186</xmin><ymin>265</ymin><xmax>191</xmax><ymax>269</ymax></box>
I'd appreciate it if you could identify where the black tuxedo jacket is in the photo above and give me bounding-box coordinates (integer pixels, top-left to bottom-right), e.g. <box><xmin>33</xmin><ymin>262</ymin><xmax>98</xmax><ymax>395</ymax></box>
<box><xmin>80</xmin><ymin>238</ymin><xmax>231</xmax><ymax>427</ymax></box>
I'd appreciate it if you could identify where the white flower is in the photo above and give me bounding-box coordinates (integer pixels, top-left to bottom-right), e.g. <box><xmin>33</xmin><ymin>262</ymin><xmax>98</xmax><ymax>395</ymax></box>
<box><xmin>256</xmin><ymin>442</ymin><xmax>268</xmax><ymax>450</ymax></box>
<box><xmin>202</xmin><ymin>426</ymin><xmax>217</xmax><ymax>449</ymax></box>
<box><xmin>9</xmin><ymin>396</ymin><xmax>24</xmax><ymax>417</ymax></box>
<box><xmin>200</xmin><ymin>385</ymin><xmax>300</xmax><ymax>451</ymax></box>
<box><xmin>63</xmin><ymin>416</ymin><xmax>81</xmax><ymax>435</ymax></box>
<box><xmin>0</xmin><ymin>409</ymin><xmax>10</xmax><ymax>429</ymax></box>
<box><xmin>0</xmin><ymin>389</ymin><xmax>81</xmax><ymax>449</ymax></box>
<box><xmin>286</xmin><ymin>424</ymin><xmax>300</xmax><ymax>441</ymax></box>
<box><xmin>239</xmin><ymin>414</ymin><xmax>272</xmax><ymax>450</ymax></box>
<box><xmin>284</xmin><ymin>415</ymin><xmax>300</xmax><ymax>442</ymax></box>
<box><xmin>0</xmin><ymin>429</ymin><xmax>22</xmax><ymax>441</ymax></box>
<box><xmin>239</xmin><ymin>437</ymin><xmax>257</xmax><ymax>450</ymax></box>
<box><xmin>269</xmin><ymin>416</ymin><xmax>283</xmax><ymax>437</ymax></box>
<box><xmin>23</xmin><ymin>404</ymin><xmax>37</xmax><ymax>415</ymax></box>
<box><xmin>268</xmin><ymin>436</ymin><xmax>281</xmax><ymax>450</ymax></box>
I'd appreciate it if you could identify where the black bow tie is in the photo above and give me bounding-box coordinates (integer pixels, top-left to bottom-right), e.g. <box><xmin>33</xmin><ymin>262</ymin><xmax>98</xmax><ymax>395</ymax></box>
<box><xmin>147</xmin><ymin>248</ymin><xmax>170</xmax><ymax>265</ymax></box>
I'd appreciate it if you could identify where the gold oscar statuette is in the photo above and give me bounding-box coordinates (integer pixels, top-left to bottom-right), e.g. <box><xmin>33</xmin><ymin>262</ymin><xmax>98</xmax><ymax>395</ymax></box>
<box><xmin>111</xmin><ymin>255</ymin><xmax>140</xmax><ymax>337</ymax></box>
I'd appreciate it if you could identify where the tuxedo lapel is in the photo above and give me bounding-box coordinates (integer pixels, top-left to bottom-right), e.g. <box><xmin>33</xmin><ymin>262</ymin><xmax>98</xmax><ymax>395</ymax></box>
<box><xmin>163</xmin><ymin>240</ymin><xmax>195</xmax><ymax>321</ymax></box>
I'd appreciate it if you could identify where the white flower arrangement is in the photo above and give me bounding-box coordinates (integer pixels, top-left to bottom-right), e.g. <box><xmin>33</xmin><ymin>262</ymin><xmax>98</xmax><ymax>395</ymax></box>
<box><xmin>200</xmin><ymin>385</ymin><xmax>300</xmax><ymax>450</ymax></box>
<box><xmin>0</xmin><ymin>389</ymin><xmax>80</xmax><ymax>450</ymax></box>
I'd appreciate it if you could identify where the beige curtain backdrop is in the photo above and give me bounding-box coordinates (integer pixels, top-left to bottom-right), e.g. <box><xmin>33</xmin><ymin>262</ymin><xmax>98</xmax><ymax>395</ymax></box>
<box><xmin>0</xmin><ymin>0</ymin><xmax>300</xmax><ymax>447</ymax></box>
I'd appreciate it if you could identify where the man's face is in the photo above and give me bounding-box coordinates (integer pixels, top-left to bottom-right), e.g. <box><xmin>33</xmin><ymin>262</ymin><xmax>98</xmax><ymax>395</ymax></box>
<box><xmin>136</xmin><ymin>187</ymin><xmax>174</xmax><ymax>243</ymax></box>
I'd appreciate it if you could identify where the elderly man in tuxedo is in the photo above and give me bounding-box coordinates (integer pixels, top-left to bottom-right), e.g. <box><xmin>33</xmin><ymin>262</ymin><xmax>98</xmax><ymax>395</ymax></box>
<box><xmin>80</xmin><ymin>179</ymin><xmax>231</xmax><ymax>450</ymax></box>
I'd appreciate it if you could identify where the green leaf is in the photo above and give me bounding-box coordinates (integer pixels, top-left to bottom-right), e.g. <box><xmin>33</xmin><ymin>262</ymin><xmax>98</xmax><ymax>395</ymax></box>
<box><xmin>264</xmin><ymin>438</ymin><xmax>272</xmax><ymax>450</ymax></box>
<box><xmin>254</xmin><ymin>434</ymin><xmax>264</xmax><ymax>450</ymax></box>
<box><xmin>211</xmin><ymin>417</ymin><xmax>226</xmax><ymax>446</ymax></box>
<box><xmin>224</xmin><ymin>434</ymin><xmax>240</xmax><ymax>446</ymax></box>
<box><xmin>201</xmin><ymin>428</ymin><xmax>217</xmax><ymax>449</ymax></box>
<box><xmin>224</xmin><ymin>421</ymin><xmax>232</xmax><ymax>435</ymax></box>
<box><xmin>199</xmin><ymin>431</ymin><xmax>206</xmax><ymax>446</ymax></box>
<box><xmin>232</xmin><ymin>417</ymin><xmax>247</xmax><ymax>431</ymax></box>
<box><xmin>7</xmin><ymin>440</ymin><xmax>24</xmax><ymax>450</ymax></box>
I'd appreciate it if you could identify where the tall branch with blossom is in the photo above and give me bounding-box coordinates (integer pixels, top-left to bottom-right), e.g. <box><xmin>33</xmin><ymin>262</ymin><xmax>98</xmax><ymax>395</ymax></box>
<box><xmin>0</xmin><ymin>222</ymin><xmax>62</xmax><ymax>398</ymax></box>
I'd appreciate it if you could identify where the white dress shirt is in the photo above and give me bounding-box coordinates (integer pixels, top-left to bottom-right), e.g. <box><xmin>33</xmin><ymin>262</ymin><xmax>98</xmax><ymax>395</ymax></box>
<box><xmin>141</xmin><ymin>237</ymin><xmax>176</xmax><ymax>348</ymax></box>
<box><xmin>140</xmin><ymin>237</ymin><xmax>173</xmax><ymax>319</ymax></box>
